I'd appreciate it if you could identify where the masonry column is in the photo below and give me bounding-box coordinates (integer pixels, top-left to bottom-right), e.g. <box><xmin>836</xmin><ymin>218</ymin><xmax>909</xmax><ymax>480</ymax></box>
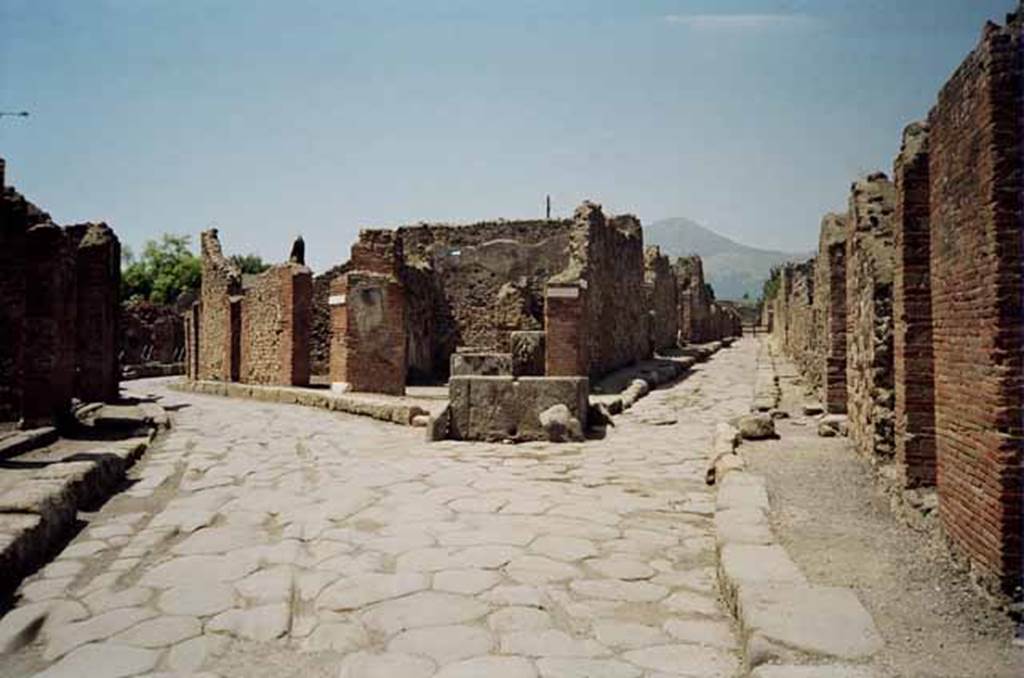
<box><xmin>329</xmin><ymin>272</ymin><xmax>406</xmax><ymax>395</ymax></box>
<box><xmin>893</xmin><ymin>122</ymin><xmax>935</xmax><ymax>488</ymax></box>
<box><xmin>69</xmin><ymin>223</ymin><xmax>121</xmax><ymax>403</ymax></box>
<box><xmin>817</xmin><ymin>214</ymin><xmax>848</xmax><ymax>414</ymax></box>
<box><xmin>544</xmin><ymin>281</ymin><xmax>588</xmax><ymax>376</ymax></box>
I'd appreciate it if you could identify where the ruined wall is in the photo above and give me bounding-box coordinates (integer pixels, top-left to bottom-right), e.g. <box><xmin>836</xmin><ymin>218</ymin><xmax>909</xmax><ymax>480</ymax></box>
<box><xmin>781</xmin><ymin>261</ymin><xmax>817</xmax><ymax>386</ymax></box>
<box><xmin>121</xmin><ymin>300</ymin><xmax>185</xmax><ymax>366</ymax></box>
<box><xmin>644</xmin><ymin>246</ymin><xmax>679</xmax><ymax>352</ymax></box>
<box><xmin>66</xmin><ymin>223</ymin><xmax>120</xmax><ymax>403</ymax></box>
<box><xmin>197</xmin><ymin>230</ymin><xmax>242</xmax><ymax>381</ymax></box>
<box><xmin>552</xmin><ymin>203</ymin><xmax>648</xmax><ymax>379</ymax></box>
<box><xmin>815</xmin><ymin>214</ymin><xmax>848</xmax><ymax>413</ymax></box>
<box><xmin>0</xmin><ymin>162</ymin><xmax>121</xmax><ymax>428</ymax></box>
<box><xmin>928</xmin><ymin>13</ymin><xmax>1022</xmax><ymax>595</ymax></box>
<box><xmin>310</xmin><ymin>263</ymin><xmax>349</xmax><ymax>376</ymax></box>
<box><xmin>240</xmin><ymin>264</ymin><xmax>312</xmax><ymax>386</ymax></box>
<box><xmin>893</xmin><ymin>122</ymin><xmax>936</xmax><ymax>488</ymax></box>
<box><xmin>330</xmin><ymin>230</ymin><xmax>407</xmax><ymax>394</ymax></box>
<box><xmin>676</xmin><ymin>256</ymin><xmax>712</xmax><ymax>344</ymax></box>
<box><xmin>398</xmin><ymin>219</ymin><xmax>573</xmax><ymax>379</ymax></box>
<box><xmin>845</xmin><ymin>173</ymin><xmax>896</xmax><ymax>461</ymax></box>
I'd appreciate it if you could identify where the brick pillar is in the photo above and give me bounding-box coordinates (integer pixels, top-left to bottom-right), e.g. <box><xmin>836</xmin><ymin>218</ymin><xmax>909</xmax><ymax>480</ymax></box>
<box><xmin>184</xmin><ymin>302</ymin><xmax>200</xmax><ymax>381</ymax></box>
<box><xmin>818</xmin><ymin>214</ymin><xmax>848</xmax><ymax>414</ymax></box>
<box><xmin>329</xmin><ymin>272</ymin><xmax>406</xmax><ymax>395</ymax></box>
<box><xmin>229</xmin><ymin>296</ymin><xmax>242</xmax><ymax>383</ymax></box>
<box><xmin>288</xmin><ymin>267</ymin><xmax>312</xmax><ymax>386</ymax></box>
<box><xmin>23</xmin><ymin>224</ymin><xmax>76</xmax><ymax>427</ymax></box>
<box><xmin>544</xmin><ymin>281</ymin><xmax>588</xmax><ymax>376</ymax></box>
<box><xmin>893</xmin><ymin>122</ymin><xmax>935</xmax><ymax>488</ymax></box>
<box><xmin>71</xmin><ymin>224</ymin><xmax>121</xmax><ymax>403</ymax></box>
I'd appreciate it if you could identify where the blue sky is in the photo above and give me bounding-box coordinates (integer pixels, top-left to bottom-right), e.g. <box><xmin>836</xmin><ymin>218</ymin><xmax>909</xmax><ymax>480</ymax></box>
<box><xmin>0</xmin><ymin>0</ymin><xmax>1014</xmax><ymax>269</ymax></box>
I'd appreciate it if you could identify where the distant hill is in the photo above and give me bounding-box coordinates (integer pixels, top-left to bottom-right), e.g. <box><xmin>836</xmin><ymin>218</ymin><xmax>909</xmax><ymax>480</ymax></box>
<box><xmin>644</xmin><ymin>217</ymin><xmax>806</xmax><ymax>301</ymax></box>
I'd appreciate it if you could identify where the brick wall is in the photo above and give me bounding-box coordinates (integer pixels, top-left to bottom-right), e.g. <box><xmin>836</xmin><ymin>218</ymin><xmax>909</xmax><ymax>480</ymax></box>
<box><xmin>556</xmin><ymin>203</ymin><xmax>649</xmax><ymax>379</ymax></box>
<box><xmin>928</xmin><ymin>12</ymin><xmax>1022</xmax><ymax>596</ymax></box>
<box><xmin>240</xmin><ymin>264</ymin><xmax>312</xmax><ymax>386</ymax></box>
<box><xmin>330</xmin><ymin>272</ymin><xmax>407</xmax><ymax>395</ymax></box>
<box><xmin>846</xmin><ymin>172</ymin><xmax>896</xmax><ymax>461</ymax></box>
<box><xmin>67</xmin><ymin>223</ymin><xmax>120</xmax><ymax>402</ymax></box>
<box><xmin>815</xmin><ymin>214</ymin><xmax>848</xmax><ymax>413</ymax></box>
<box><xmin>310</xmin><ymin>263</ymin><xmax>349</xmax><ymax>376</ymax></box>
<box><xmin>544</xmin><ymin>282</ymin><xmax>589</xmax><ymax>377</ymax></box>
<box><xmin>197</xmin><ymin>229</ymin><xmax>242</xmax><ymax>381</ymax></box>
<box><xmin>893</xmin><ymin>122</ymin><xmax>936</xmax><ymax>488</ymax></box>
<box><xmin>644</xmin><ymin>246</ymin><xmax>679</xmax><ymax>352</ymax></box>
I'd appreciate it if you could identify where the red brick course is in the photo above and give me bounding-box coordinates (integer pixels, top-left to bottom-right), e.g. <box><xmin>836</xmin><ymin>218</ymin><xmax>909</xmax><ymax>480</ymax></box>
<box><xmin>928</xmin><ymin>13</ymin><xmax>1022</xmax><ymax>596</ymax></box>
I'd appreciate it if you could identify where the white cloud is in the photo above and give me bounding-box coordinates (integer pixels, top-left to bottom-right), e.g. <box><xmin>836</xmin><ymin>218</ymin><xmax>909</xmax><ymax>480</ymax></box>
<box><xmin>663</xmin><ymin>13</ymin><xmax>816</xmax><ymax>30</ymax></box>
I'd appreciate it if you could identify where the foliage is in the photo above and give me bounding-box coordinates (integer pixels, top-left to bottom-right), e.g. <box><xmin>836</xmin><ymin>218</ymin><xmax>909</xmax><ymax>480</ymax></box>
<box><xmin>230</xmin><ymin>253</ymin><xmax>270</xmax><ymax>275</ymax></box>
<box><xmin>761</xmin><ymin>265</ymin><xmax>782</xmax><ymax>302</ymax></box>
<box><xmin>122</xmin><ymin>234</ymin><xmax>201</xmax><ymax>304</ymax></box>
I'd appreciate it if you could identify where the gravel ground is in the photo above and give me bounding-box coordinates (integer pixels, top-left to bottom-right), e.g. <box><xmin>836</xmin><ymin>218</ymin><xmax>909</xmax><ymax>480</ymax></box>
<box><xmin>740</xmin><ymin>351</ymin><xmax>1023</xmax><ymax>678</ymax></box>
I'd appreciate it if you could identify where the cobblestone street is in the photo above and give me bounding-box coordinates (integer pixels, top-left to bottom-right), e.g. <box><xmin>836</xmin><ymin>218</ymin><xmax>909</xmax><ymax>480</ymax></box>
<box><xmin>0</xmin><ymin>340</ymin><xmax>757</xmax><ymax>678</ymax></box>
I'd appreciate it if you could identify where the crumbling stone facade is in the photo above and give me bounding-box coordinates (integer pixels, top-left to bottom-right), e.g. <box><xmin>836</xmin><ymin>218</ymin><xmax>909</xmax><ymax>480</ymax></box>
<box><xmin>190</xmin><ymin>230</ymin><xmax>311</xmax><ymax>387</ymax></box>
<box><xmin>927</xmin><ymin>11</ymin><xmax>1022</xmax><ymax>597</ymax></box>
<box><xmin>310</xmin><ymin>263</ymin><xmax>349</xmax><ymax>376</ymax></box>
<box><xmin>845</xmin><ymin>173</ymin><xmax>896</xmax><ymax>461</ymax></box>
<box><xmin>893</xmin><ymin>122</ymin><xmax>935</xmax><ymax>488</ymax></box>
<box><xmin>121</xmin><ymin>300</ymin><xmax>187</xmax><ymax>367</ymax></box>
<box><xmin>643</xmin><ymin>246</ymin><xmax>679</xmax><ymax>352</ymax></box>
<box><xmin>674</xmin><ymin>255</ymin><xmax>738</xmax><ymax>345</ymax></box>
<box><xmin>197</xmin><ymin>230</ymin><xmax>242</xmax><ymax>382</ymax></box>
<box><xmin>815</xmin><ymin>214</ymin><xmax>848</xmax><ymax>414</ymax></box>
<box><xmin>330</xmin><ymin>231</ymin><xmax>407</xmax><ymax>395</ymax></box>
<box><xmin>0</xmin><ymin>159</ymin><xmax>121</xmax><ymax>429</ymax></box>
<box><xmin>763</xmin><ymin>5</ymin><xmax>1023</xmax><ymax>600</ymax></box>
<box><xmin>241</xmin><ymin>263</ymin><xmax>312</xmax><ymax>386</ymax></box>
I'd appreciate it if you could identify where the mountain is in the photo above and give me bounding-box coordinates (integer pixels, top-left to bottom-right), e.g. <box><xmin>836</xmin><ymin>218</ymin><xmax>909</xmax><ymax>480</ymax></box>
<box><xmin>644</xmin><ymin>217</ymin><xmax>806</xmax><ymax>301</ymax></box>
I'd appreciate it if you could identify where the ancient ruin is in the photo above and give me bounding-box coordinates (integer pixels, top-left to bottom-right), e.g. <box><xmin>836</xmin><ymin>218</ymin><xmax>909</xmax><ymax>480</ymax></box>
<box><xmin>764</xmin><ymin>8</ymin><xmax>1023</xmax><ymax>601</ymax></box>
<box><xmin>0</xmin><ymin>159</ymin><xmax>122</xmax><ymax>430</ymax></box>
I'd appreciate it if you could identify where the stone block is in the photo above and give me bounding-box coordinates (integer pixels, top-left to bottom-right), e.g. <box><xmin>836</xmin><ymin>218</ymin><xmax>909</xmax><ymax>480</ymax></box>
<box><xmin>509</xmin><ymin>331</ymin><xmax>546</xmax><ymax>377</ymax></box>
<box><xmin>450</xmin><ymin>352</ymin><xmax>512</xmax><ymax>377</ymax></box>
<box><xmin>448</xmin><ymin>376</ymin><xmax>588</xmax><ymax>442</ymax></box>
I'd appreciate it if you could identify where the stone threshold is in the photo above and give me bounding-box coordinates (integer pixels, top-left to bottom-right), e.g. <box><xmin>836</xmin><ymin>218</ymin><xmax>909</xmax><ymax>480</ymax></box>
<box><xmin>0</xmin><ymin>404</ymin><xmax>168</xmax><ymax>599</ymax></box>
<box><xmin>708</xmin><ymin>341</ymin><xmax>884</xmax><ymax>676</ymax></box>
<box><xmin>170</xmin><ymin>379</ymin><xmax>432</xmax><ymax>427</ymax></box>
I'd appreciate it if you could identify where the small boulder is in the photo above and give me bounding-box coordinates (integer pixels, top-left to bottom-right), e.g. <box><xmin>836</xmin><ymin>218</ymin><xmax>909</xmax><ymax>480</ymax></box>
<box><xmin>818</xmin><ymin>414</ymin><xmax>848</xmax><ymax>438</ymax></box>
<box><xmin>539</xmin><ymin>404</ymin><xmax>583</xmax><ymax>443</ymax></box>
<box><xmin>734</xmin><ymin>413</ymin><xmax>777</xmax><ymax>440</ymax></box>
<box><xmin>802</xmin><ymin>403</ymin><xmax>824</xmax><ymax>416</ymax></box>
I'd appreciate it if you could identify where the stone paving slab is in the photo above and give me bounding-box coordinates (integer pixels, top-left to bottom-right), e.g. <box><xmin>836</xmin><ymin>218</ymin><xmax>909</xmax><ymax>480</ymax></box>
<box><xmin>0</xmin><ymin>339</ymin><xmax>760</xmax><ymax>677</ymax></box>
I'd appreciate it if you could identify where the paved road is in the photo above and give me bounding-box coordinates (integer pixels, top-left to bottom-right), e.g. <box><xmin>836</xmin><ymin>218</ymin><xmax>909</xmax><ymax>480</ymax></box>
<box><xmin>1</xmin><ymin>339</ymin><xmax>757</xmax><ymax>678</ymax></box>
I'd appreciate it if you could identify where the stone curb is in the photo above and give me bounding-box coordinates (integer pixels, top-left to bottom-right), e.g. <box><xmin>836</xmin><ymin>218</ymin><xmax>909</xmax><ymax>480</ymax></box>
<box><xmin>170</xmin><ymin>380</ymin><xmax>430</xmax><ymax>427</ymax></box>
<box><xmin>0</xmin><ymin>410</ymin><xmax>167</xmax><ymax>599</ymax></box>
<box><xmin>0</xmin><ymin>427</ymin><xmax>59</xmax><ymax>461</ymax></box>
<box><xmin>709</xmin><ymin>346</ymin><xmax>883</xmax><ymax>675</ymax></box>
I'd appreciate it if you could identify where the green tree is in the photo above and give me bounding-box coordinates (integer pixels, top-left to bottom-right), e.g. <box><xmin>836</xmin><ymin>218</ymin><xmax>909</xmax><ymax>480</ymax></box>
<box><xmin>230</xmin><ymin>253</ymin><xmax>270</xmax><ymax>275</ymax></box>
<box><xmin>122</xmin><ymin>234</ymin><xmax>201</xmax><ymax>304</ymax></box>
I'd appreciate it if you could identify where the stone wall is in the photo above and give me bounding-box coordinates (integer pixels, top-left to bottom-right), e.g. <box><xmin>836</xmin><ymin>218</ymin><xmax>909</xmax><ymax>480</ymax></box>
<box><xmin>846</xmin><ymin>173</ymin><xmax>896</xmax><ymax>461</ymax></box>
<box><xmin>191</xmin><ymin>230</ymin><xmax>312</xmax><ymax>388</ymax></box>
<box><xmin>644</xmin><ymin>246</ymin><xmax>679</xmax><ymax>352</ymax></box>
<box><xmin>121</xmin><ymin>300</ymin><xmax>185</xmax><ymax>366</ymax></box>
<box><xmin>893</xmin><ymin>122</ymin><xmax>935</xmax><ymax>488</ymax></box>
<box><xmin>330</xmin><ymin>230</ymin><xmax>407</xmax><ymax>394</ymax></box>
<box><xmin>398</xmin><ymin>219</ymin><xmax>572</xmax><ymax>379</ymax></box>
<box><xmin>781</xmin><ymin>261</ymin><xmax>817</xmax><ymax>386</ymax></box>
<box><xmin>197</xmin><ymin>229</ymin><xmax>242</xmax><ymax>381</ymax></box>
<box><xmin>550</xmin><ymin>203</ymin><xmax>649</xmax><ymax>379</ymax></box>
<box><xmin>674</xmin><ymin>255</ymin><xmax>737</xmax><ymax>344</ymax></box>
<box><xmin>240</xmin><ymin>264</ymin><xmax>312</xmax><ymax>386</ymax></box>
<box><xmin>815</xmin><ymin>214</ymin><xmax>848</xmax><ymax>413</ymax></box>
<box><xmin>761</xmin><ymin>5</ymin><xmax>1022</xmax><ymax>600</ymax></box>
<box><xmin>310</xmin><ymin>263</ymin><xmax>348</xmax><ymax>376</ymax></box>
<box><xmin>0</xmin><ymin>160</ymin><xmax>121</xmax><ymax>429</ymax></box>
<box><xmin>927</xmin><ymin>12</ymin><xmax>1022</xmax><ymax>596</ymax></box>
